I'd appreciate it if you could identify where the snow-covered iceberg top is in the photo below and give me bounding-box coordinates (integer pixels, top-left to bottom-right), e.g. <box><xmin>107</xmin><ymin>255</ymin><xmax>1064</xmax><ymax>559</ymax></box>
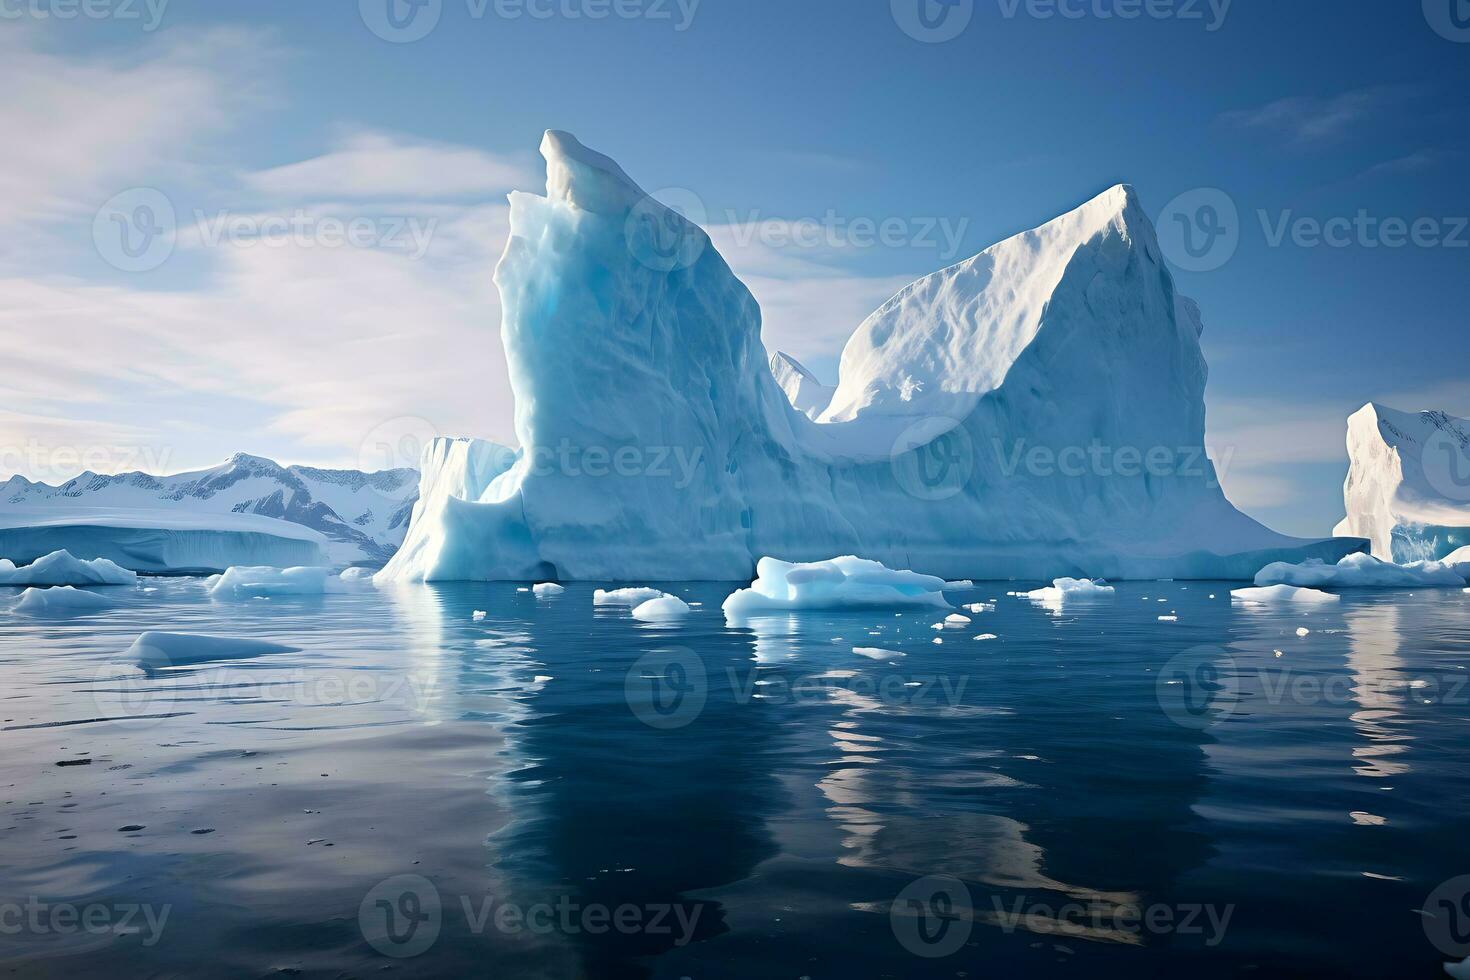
<box><xmin>0</xmin><ymin>549</ymin><xmax>137</xmax><ymax>586</ymax></box>
<box><xmin>1025</xmin><ymin>578</ymin><xmax>1115</xmax><ymax>605</ymax></box>
<box><xmin>722</xmin><ymin>556</ymin><xmax>953</xmax><ymax>620</ymax></box>
<box><xmin>1335</xmin><ymin>402</ymin><xmax>1470</xmax><ymax>563</ymax></box>
<box><xmin>378</xmin><ymin>130</ymin><xmax>1364</xmax><ymax>584</ymax></box>
<box><xmin>1255</xmin><ymin>552</ymin><xmax>1466</xmax><ymax>590</ymax></box>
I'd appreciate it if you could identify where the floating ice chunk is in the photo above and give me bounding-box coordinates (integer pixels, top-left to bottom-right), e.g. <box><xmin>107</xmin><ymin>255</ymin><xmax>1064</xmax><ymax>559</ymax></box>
<box><xmin>1158</xmin><ymin>615</ymin><xmax>1178</xmax><ymax>622</ymax></box>
<box><xmin>1231</xmin><ymin>585</ymin><xmax>1340</xmax><ymax>605</ymax></box>
<box><xmin>932</xmin><ymin>637</ymin><xmax>943</xmax><ymax>645</ymax></box>
<box><xmin>473</xmin><ymin>610</ymin><xmax>488</xmax><ymax>621</ymax></box>
<box><xmin>1297</xmin><ymin>627</ymin><xmax>1311</xmax><ymax>637</ymax></box>
<box><xmin>127</xmin><ymin>631</ymin><xmax>297</xmax><ymax>669</ymax></box>
<box><xmin>208</xmin><ymin>566</ymin><xmax>338</xmax><ymax>598</ymax></box>
<box><xmin>632</xmin><ymin>595</ymin><xmax>692</xmax><ymax>622</ymax></box>
<box><xmin>722</xmin><ymin>556</ymin><xmax>952</xmax><ymax>621</ymax></box>
<box><xmin>965</xmin><ymin>602</ymin><xmax>995</xmax><ymax>614</ymax></box>
<box><xmin>1026</xmin><ymin>578</ymin><xmax>1115</xmax><ymax>608</ymax></box>
<box><xmin>853</xmin><ymin>647</ymin><xmax>904</xmax><ymax>660</ymax></box>
<box><xmin>0</xmin><ymin>550</ymin><xmax>136</xmax><ymax>586</ymax></box>
<box><xmin>12</xmin><ymin>586</ymin><xmax>112</xmax><ymax>615</ymax></box>
<box><xmin>1254</xmin><ymin>552</ymin><xmax>1466</xmax><ymax>589</ymax></box>
<box><xmin>1446</xmin><ymin>957</ymin><xmax>1470</xmax><ymax>980</ymax></box>
<box><xmin>339</xmin><ymin>567</ymin><xmax>378</xmax><ymax>584</ymax></box>
<box><xmin>944</xmin><ymin>580</ymin><xmax>974</xmax><ymax>590</ymax></box>
<box><xmin>974</xmin><ymin>633</ymin><xmax>998</xmax><ymax>641</ymax></box>
<box><xmin>945</xmin><ymin>613</ymin><xmax>972</xmax><ymax>625</ymax></box>
<box><xmin>533</xmin><ymin>582</ymin><xmax>566</xmax><ymax>597</ymax></box>
<box><xmin>595</xmin><ymin>587</ymin><xmax>667</xmax><ymax>606</ymax></box>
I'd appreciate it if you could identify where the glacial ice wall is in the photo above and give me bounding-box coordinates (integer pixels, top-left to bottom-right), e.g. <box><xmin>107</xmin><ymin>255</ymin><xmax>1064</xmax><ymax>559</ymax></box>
<box><xmin>379</xmin><ymin>131</ymin><xmax>1364</xmax><ymax>583</ymax></box>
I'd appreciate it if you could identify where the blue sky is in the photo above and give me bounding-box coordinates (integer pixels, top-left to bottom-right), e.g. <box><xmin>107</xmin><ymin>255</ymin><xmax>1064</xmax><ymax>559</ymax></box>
<box><xmin>3</xmin><ymin>0</ymin><xmax>1467</xmax><ymax>536</ymax></box>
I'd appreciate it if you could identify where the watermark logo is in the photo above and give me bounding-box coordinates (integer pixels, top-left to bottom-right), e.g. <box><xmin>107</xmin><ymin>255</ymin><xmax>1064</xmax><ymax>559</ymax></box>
<box><xmin>1422</xmin><ymin>427</ymin><xmax>1470</xmax><ymax>503</ymax></box>
<box><xmin>1424</xmin><ymin>0</ymin><xmax>1470</xmax><ymax>42</ymax></box>
<box><xmin>360</xmin><ymin>875</ymin><xmax>443</xmax><ymax>958</ymax></box>
<box><xmin>891</xmin><ymin>875</ymin><xmax>973</xmax><ymax>958</ymax></box>
<box><xmin>87</xmin><ymin>662</ymin><xmax>175</xmax><ymax>731</ymax></box>
<box><xmin>1156</xmin><ymin>645</ymin><xmax>1239</xmax><ymax>730</ymax></box>
<box><xmin>1156</xmin><ymin>188</ymin><xmax>1239</xmax><ymax>272</ymax></box>
<box><xmin>359</xmin><ymin>416</ymin><xmax>441</xmax><ymax>474</ymax></box>
<box><xmin>1424</xmin><ymin>876</ymin><xmax>1470</xmax><ymax>958</ymax></box>
<box><xmin>892</xmin><ymin>0</ymin><xmax>974</xmax><ymax>42</ymax></box>
<box><xmin>624</xmin><ymin>188</ymin><xmax>708</xmax><ymax>273</ymax></box>
<box><xmin>93</xmin><ymin>188</ymin><xmax>176</xmax><ymax>273</ymax></box>
<box><xmin>996</xmin><ymin>0</ymin><xmax>1232</xmax><ymax>31</ymax></box>
<box><xmin>625</xmin><ymin>647</ymin><xmax>707</xmax><ymax>729</ymax></box>
<box><xmin>360</xmin><ymin>0</ymin><xmax>443</xmax><ymax>42</ymax></box>
<box><xmin>989</xmin><ymin>895</ymin><xmax>1233</xmax><ymax>945</ymax></box>
<box><xmin>891</xmin><ymin>417</ymin><xmax>975</xmax><ymax>501</ymax></box>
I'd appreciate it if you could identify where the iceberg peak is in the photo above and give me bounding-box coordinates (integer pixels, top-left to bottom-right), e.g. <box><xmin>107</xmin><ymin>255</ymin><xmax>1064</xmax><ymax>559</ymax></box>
<box><xmin>540</xmin><ymin>129</ymin><xmax>648</xmax><ymax>215</ymax></box>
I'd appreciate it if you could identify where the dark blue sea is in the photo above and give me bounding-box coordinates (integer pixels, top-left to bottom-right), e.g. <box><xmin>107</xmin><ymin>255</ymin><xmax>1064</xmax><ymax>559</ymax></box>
<box><xmin>3</xmin><ymin>578</ymin><xmax>1469</xmax><ymax>978</ymax></box>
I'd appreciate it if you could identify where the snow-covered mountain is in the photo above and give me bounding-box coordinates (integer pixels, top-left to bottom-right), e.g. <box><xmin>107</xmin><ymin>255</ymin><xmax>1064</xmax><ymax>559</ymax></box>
<box><xmin>380</xmin><ymin>130</ymin><xmax>1363</xmax><ymax>583</ymax></box>
<box><xmin>1334</xmin><ymin>403</ymin><xmax>1470</xmax><ymax>562</ymax></box>
<box><xmin>1</xmin><ymin>453</ymin><xmax>419</xmax><ymax>566</ymax></box>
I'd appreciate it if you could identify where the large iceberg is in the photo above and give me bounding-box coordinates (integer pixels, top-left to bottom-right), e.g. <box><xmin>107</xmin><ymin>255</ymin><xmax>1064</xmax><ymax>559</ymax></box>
<box><xmin>0</xmin><ymin>508</ymin><xmax>325</xmax><ymax>575</ymax></box>
<box><xmin>379</xmin><ymin>131</ymin><xmax>1364</xmax><ymax>584</ymax></box>
<box><xmin>1334</xmin><ymin>403</ymin><xmax>1470</xmax><ymax>563</ymax></box>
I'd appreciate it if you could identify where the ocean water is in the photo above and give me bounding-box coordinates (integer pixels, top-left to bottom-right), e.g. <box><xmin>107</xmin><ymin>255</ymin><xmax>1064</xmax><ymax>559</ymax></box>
<box><xmin>2</xmin><ymin>578</ymin><xmax>1469</xmax><ymax>978</ymax></box>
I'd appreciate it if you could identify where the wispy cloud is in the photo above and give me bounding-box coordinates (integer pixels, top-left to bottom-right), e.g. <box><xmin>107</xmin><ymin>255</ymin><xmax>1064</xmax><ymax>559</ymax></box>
<box><xmin>1217</xmin><ymin>85</ymin><xmax>1416</xmax><ymax>147</ymax></box>
<box><xmin>244</xmin><ymin>130</ymin><xmax>536</xmax><ymax>200</ymax></box>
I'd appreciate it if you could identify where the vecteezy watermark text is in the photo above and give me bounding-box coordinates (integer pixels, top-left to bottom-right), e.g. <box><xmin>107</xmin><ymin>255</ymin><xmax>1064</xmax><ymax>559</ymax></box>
<box><xmin>0</xmin><ymin>0</ymin><xmax>168</xmax><ymax>30</ymax></box>
<box><xmin>359</xmin><ymin>0</ymin><xmax>700</xmax><ymax>43</ymax></box>
<box><xmin>0</xmin><ymin>898</ymin><xmax>171</xmax><ymax>947</ymax></box>
<box><xmin>359</xmin><ymin>875</ymin><xmax>702</xmax><ymax>958</ymax></box>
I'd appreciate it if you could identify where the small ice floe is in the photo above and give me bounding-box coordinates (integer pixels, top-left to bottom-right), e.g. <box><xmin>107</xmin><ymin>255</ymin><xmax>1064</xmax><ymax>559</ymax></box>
<box><xmin>944</xmin><ymin>580</ymin><xmax>974</xmax><ymax>590</ymax></box>
<box><xmin>932</xmin><ymin>637</ymin><xmax>944</xmax><ymax>645</ymax></box>
<box><xmin>1296</xmin><ymin>627</ymin><xmax>1311</xmax><ymax>637</ymax></box>
<box><xmin>533</xmin><ymin>675</ymin><xmax>554</xmax><ymax>684</ymax></box>
<box><xmin>1274</xmin><ymin>650</ymin><xmax>1285</xmax><ymax>658</ymax></box>
<box><xmin>1231</xmin><ymin>585</ymin><xmax>1340</xmax><ymax>605</ymax></box>
<box><xmin>945</xmin><ymin>614</ymin><xmax>972</xmax><ymax>626</ymax></box>
<box><xmin>533</xmin><ymin>583</ymin><xmax>565</xmax><ymax>598</ymax></box>
<box><xmin>12</xmin><ymin>586</ymin><xmax>112</xmax><ymax>615</ymax></box>
<box><xmin>208</xmin><ymin>566</ymin><xmax>340</xmax><ymax>599</ymax></box>
<box><xmin>1349</xmin><ymin>811</ymin><xmax>1386</xmax><ymax>826</ymax></box>
<box><xmin>127</xmin><ymin>631</ymin><xmax>297</xmax><ymax>669</ymax></box>
<box><xmin>965</xmin><ymin>602</ymin><xmax>995</xmax><ymax>614</ymax></box>
<box><xmin>1445</xmin><ymin>956</ymin><xmax>1470</xmax><ymax>980</ymax></box>
<box><xmin>974</xmin><ymin>634</ymin><xmax>999</xmax><ymax>642</ymax></box>
<box><xmin>0</xmin><ymin>550</ymin><xmax>136</xmax><ymax>587</ymax></box>
<box><xmin>1158</xmin><ymin>615</ymin><xmax>1179</xmax><ymax>623</ymax></box>
<box><xmin>594</xmin><ymin>587</ymin><xmax>665</xmax><ymax>606</ymax></box>
<box><xmin>632</xmin><ymin>595</ymin><xmax>692</xmax><ymax>622</ymax></box>
<box><xmin>852</xmin><ymin>647</ymin><xmax>904</xmax><ymax>661</ymax></box>
<box><xmin>722</xmin><ymin>556</ymin><xmax>952</xmax><ymax>621</ymax></box>
<box><xmin>473</xmin><ymin>610</ymin><xmax>488</xmax><ymax>621</ymax></box>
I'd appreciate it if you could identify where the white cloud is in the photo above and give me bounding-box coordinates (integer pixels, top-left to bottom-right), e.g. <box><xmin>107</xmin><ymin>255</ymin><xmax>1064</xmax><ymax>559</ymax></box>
<box><xmin>1216</xmin><ymin>86</ymin><xmax>1414</xmax><ymax>147</ymax></box>
<box><xmin>244</xmin><ymin>130</ymin><xmax>536</xmax><ymax>200</ymax></box>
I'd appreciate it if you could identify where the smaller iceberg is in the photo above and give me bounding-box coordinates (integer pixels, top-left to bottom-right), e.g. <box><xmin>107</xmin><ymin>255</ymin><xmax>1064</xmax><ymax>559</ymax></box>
<box><xmin>127</xmin><ymin>631</ymin><xmax>298</xmax><ymax>669</ymax></box>
<box><xmin>533</xmin><ymin>582</ymin><xmax>566</xmax><ymax>598</ymax></box>
<box><xmin>1025</xmin><ymin>578</ymin><xmax>1115</xmax><ymax>605</ymax></box>
<box><xmin>631</xmin><ymin>595</ymin><xmax>692</xmax><ymax>622</ymax></box>
<box><xmin>0</xmin><ymin>550</ymin><xmax>137</xmax><ymax>586</ymax></box>
<box><xmin>1254</xmin><ymin>553</ymin><xmax>1466</xmax><ymax>590</ymax></box>
<box><xmin>722</xmin><ymin>556</ymin><xmax>953</xmax><ymax>620</ymax></box>
<box><xmin>12</xmin><ymin>586</ymin><xmax>112</xmax><ymax>615</ymax></box>
<box><xmin>1231</xmin><ymin>584</ymin><xmax>1340</xmax><ymax>605</ymax></box>
<box><xmin>595</xmin><ymin>587</ymin><xmax>666</xmax><ymax>607</ymax></box>
<box><xmin>207</xmin><ymin>566</ymin><xmax>338</xmax><ymax>599</ymax></box>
